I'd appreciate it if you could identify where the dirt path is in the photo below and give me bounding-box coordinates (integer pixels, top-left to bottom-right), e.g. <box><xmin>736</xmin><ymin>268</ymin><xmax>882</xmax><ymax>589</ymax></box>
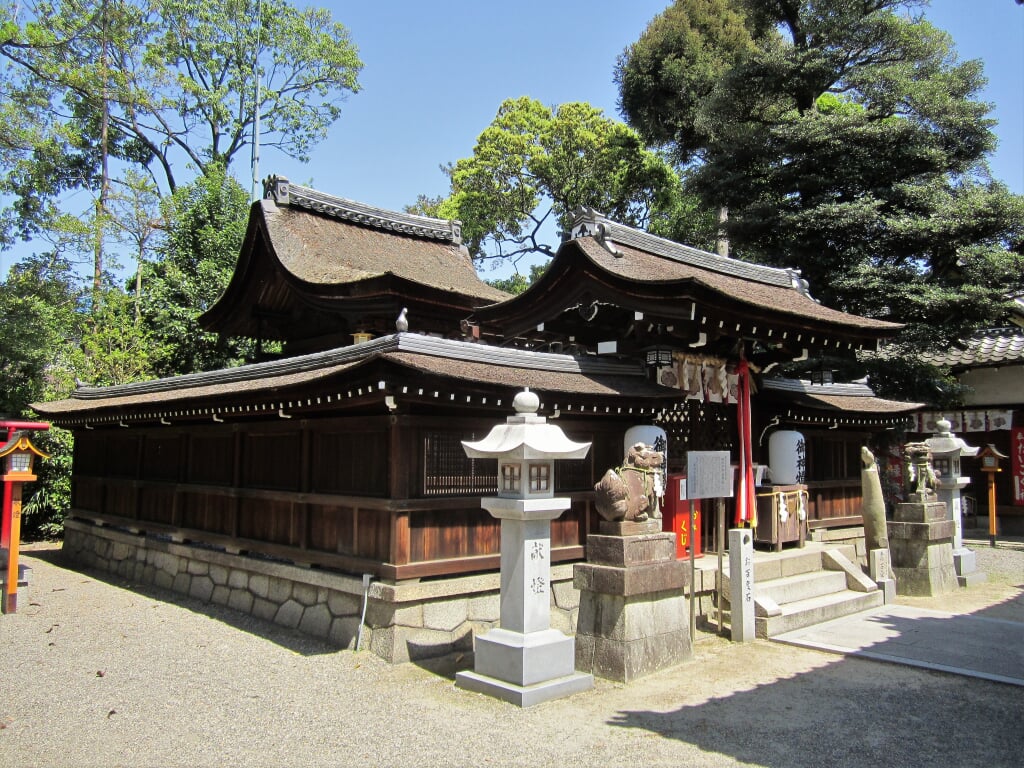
<box><xmin>2</xmin><ymin>539</ymin><xmax>1021</xmax><ymax>768</ymax></box>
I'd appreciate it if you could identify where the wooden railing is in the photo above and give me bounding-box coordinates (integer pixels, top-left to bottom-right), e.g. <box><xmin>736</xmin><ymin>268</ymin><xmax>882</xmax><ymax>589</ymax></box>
<box><xmin>804</xmin><ymin>479</ymin><xmax>864</xmax><ymax>529</ymax></box>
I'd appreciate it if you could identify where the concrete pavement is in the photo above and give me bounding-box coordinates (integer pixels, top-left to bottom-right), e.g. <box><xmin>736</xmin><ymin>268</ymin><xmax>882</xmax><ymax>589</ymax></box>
<box><xmin>773</xmin><ymin>603</ymin><xmax>1024</xmax><ymax>686</ymax></box>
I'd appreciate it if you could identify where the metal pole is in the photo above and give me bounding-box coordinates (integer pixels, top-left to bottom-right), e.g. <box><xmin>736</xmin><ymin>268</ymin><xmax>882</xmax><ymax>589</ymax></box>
<box><xmin>716</xmin><ymin>497</ymin><xmax>724</xmax><ymax>635</ymax></box>
<box><xmin>988</xmin><ymin>474</ymin><xmax>997</xmax><ymax>547</ymax></box>
<box><xmin>688</xmin><ymin>499</ymin><xmax>696</xmax><ymax>642</ymax></box>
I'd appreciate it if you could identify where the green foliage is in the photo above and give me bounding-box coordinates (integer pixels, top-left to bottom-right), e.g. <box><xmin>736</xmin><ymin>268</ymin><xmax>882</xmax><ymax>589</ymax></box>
<box><xmin>618</xmin><ymin>0</ymin><xmax>1024</xmax><ymax>405</ymax></box>
<box><xmin>139</xmin><ymin>165</ymin><xmax>254</xmax><ymax>375</ymax></box>
<box><xmin>21</xmin><ymin>426</ymin><xmax>73</xmax><ymax>541</ymax></box>
<box><xmin>0</xmin><ymin>0</ymin><xmax>362</xmax><ymax>243</ymax></box>
<box><xmin>79</xmin><ymin>286</ymin><xmax>165</xmax><ymax>385</ymax></box>
<box><xmin>435</xmin><ymin>97</ymin><xmax>686</xmax><ymax>266</ymax></box>
<box><xmin>0</xmin><ymin>253</ymin><xmax>86</xmax><ymax>539</ymax></box>
<box><xmin>615</xmin><ymin>0</ymin><xmax>756</xmax><ymax>162</ymax></box>
<box><xmin>485</xmin><ymin>263</ymin><xmax>549</xmax><ymax>295</ymax></box>
<box><xmin>0</xmin><ymin>254</ymin><xmax>85</xmax><ymax>412</ymax></box>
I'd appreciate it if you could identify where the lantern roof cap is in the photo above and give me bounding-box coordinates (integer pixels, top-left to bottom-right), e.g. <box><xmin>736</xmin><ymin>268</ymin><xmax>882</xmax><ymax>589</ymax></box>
<box><xmin>462</xmin><ymin>389</ymin><xmax>591</xmax><ymax>461</ymax></box>
<box><xmin>925</xmin><ymin>418</ymin><xmax>979</xmax><ymax>457</ymax></box>
<box><xmin>0</xmin><ymin>432</ymin><xmax>49</xmax><ymax>460</ymax></box>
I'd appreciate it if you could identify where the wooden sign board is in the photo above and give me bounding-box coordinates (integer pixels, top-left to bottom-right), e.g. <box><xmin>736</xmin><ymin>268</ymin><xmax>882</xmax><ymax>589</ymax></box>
<box><xmin>686</xmin><ymin>451</ymin><xmax>734</xmax><ymax>499</ymax></box>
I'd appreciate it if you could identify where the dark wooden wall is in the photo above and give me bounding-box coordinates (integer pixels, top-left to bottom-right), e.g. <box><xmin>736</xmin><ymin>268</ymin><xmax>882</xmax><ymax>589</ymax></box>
<box><xmin>69</xmin><ymin>414</ymin><xmax>627</xmax><ymax>580</ymax></box>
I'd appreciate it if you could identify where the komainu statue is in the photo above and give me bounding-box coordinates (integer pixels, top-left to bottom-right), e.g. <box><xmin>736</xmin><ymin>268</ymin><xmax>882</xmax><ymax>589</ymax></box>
<box><xmin>903</xmin><ymin>442</ymin><xmax>938</xmax><ymax>501</ymax></box>
<box><xmin>594</xmin><ymin>443</ymin><xmax>664</xmax><ymax>523</ymax></box>
<box><xmin>860</xmin><ymin>447</ymin><xmax>889</xmax><ymax>552</ymax></box>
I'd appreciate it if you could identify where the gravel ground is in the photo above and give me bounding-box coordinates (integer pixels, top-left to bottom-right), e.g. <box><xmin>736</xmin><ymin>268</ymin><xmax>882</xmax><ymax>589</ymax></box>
<box><xmin>1</xmin><ymin>534</ymin><xmax>1022</xmax><ymax>768</ymax></box>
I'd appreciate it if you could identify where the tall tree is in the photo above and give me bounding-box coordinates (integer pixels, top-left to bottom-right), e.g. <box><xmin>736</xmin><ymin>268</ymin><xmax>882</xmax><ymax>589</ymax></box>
<box><xmin>0</xmin><ymin>252</ymin><xmax>84</xmax><ymax>413</ymax></box>
<box><xmin>0</xmin><ymin>0</ymin><xmax>362</xmax><ymax>246</ymax></box>
<box><xmin>433</xmin><ymin>97</ymin><xmax>689</xmax><ymax>267</ymax></box>
<box><xmin>138</xmin><ymin>165</ymin><xmax>252</xmax><ymax>376</ymax></box>
<box><xmin>617</xmin><ymin>0</ymin><xmax>1024</xmax><ymax>403</ymax></box>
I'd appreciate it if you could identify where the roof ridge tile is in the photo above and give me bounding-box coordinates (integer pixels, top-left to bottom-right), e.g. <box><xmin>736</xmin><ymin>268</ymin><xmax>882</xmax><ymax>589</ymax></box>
<box><xmin>263</xmin><ymin>175</ymin><xmax>463</xmax><ymax>244</ymax></box>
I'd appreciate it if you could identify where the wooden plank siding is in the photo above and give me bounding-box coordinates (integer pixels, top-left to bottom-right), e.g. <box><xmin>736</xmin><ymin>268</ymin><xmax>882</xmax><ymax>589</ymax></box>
<box><xmin>68</xmin><ymin>415</ymin><xmax>621</xmax><ymax>580</ymax></box>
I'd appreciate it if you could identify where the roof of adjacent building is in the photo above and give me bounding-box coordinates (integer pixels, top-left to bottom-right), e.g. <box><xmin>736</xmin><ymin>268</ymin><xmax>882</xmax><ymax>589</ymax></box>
<box><xmin>760</xmin><ymin>378</ymin><xmax>921</xmax><ymax>421</ymax></box>
<box><xmin>256</xmin><ymin>178</ymin><xmax>507</xmax><ymax>302</ymax></box>
<box><xmin>920</xmin><ymin>328</ymin><xmax>1024</xmax><ymax>369</ymax></box>
<box><xmin>571</xmin><ymin>211</ymin><xmax>900</xmax><ymax>333</ymax></box>
<box><xmin>32</xmin><ymin>334</ymin><xmax>677</xmax><ymax>425</ymax></box>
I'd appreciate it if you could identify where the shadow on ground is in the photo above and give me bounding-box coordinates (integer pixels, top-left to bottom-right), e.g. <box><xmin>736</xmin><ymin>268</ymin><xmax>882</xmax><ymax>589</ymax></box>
<box><xmin>607</xmin><ymin>582</ymin><xmax>1024</xmax><ymax>768</ymax></box>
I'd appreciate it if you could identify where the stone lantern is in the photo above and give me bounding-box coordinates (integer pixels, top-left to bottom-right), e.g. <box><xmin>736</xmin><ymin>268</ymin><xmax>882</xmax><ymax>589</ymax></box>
<box><xmin>1</xmin><ymin>423</ymin><xmax>50</xmax><ymax>614</ymax></box>
<box><xmin>925</xmin><ymin>418</ymin><xmax>984</xmax><ymax>585</ymax></box>
<box><xmin>454</xmin><ymin>388</ymin><xmax>594</xmax><ymax>707</ymax></box>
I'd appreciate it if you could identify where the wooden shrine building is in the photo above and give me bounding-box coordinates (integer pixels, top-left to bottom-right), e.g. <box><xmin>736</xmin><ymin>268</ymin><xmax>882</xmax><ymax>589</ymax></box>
<box><xmin>33</xmin><ymin>177</ymin><xmax>919</xmax><ymax>661</ymax></box>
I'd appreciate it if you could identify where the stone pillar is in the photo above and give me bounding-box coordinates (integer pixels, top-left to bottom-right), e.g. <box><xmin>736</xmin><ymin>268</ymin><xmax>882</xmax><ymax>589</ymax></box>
<box><xmin>888</xmin><ymin>497</ymin><xmax>958</xmax><ymax>596</ymax></box>
<box><xmin>728</xmin><ymin>528</ymin><xmax>756</xmax><ymax>642</ymax></box>
<box><xmin>574</xmin><ymin>519</ymin><xmax>690</xmax><ymax>682</ymax></box>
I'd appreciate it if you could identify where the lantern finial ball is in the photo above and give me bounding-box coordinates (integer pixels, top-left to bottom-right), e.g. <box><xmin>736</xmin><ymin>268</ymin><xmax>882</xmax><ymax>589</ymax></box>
<box><xmin>513</xmin><ymin>388</ymin><xmax>540</xmax><ymax>414</ymax></box>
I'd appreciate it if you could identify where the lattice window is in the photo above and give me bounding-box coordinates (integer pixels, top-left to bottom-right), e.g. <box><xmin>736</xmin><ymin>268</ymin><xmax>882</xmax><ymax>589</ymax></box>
<box><xmin>661</xmin><ymin>400</ymin><xmax>737</xmax><ymax>472</ymax></box>
<box><xmin>422</xmin><ymin>431</ymin><xmax>497</xmax><ymax>496</ymax></box>
<box><xmin>555</xmin><ymin>456</ymin><xmax>592</xmax><ymax>491</ymax></box>
<box><xmin>528</xmin><ymin>463</ymin><xmax>551</xmax><ymax>493</ymax></box>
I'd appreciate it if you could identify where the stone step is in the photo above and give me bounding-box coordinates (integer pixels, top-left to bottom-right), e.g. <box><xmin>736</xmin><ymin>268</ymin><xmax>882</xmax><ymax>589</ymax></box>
<box><xmin>755</xmin><ymin>589</ymin><xmax>884</xmax><ymax>638</ymax></box>
<box><xmin>754</xmin><ymin>569</ymin><xmax>849</xmax><ymax>606</ymax></box>
<box><xmin>721</xmin><ymin>544</ymin><xmax>858</xmax><ymax>586</ymax></box>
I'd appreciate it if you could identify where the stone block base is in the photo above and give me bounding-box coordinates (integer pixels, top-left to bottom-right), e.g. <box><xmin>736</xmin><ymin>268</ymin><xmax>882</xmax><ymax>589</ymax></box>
<box><xmin>575</xmin><ymin>590</ymin><xmax>691</xmax><ymax>682</ymax></box>
<box><xmin>455</xmin><ymin>669</ymin><xmax>593</xmax><ymax>707</ymax></box>
<box><xmin>891</xmin><ymin>565</ymin><xmax>959</xmax><ymax>596</ymax></box>
<box><xmin>889</xmin><ymin>534</ymin><xmax>958</xmax><ymax>597</ymax></box>
<box><xmin>61</xmin><ymin>518</ymin><xmax>580</xmax><ymax>665</ymax></box>
<box><xmin>957</xmin><ymin>571</ymin><xmax>988</xmax><ymax>587</ymax></box>
<box><xmin>473</xmin><ymin>627</ymin><xmax>576</xmax><ymax>686</ymax></box>
<box><xmin>888</xmin><ymin>500</ymin><xmax>958</xmax><ymax>598</ymax></box>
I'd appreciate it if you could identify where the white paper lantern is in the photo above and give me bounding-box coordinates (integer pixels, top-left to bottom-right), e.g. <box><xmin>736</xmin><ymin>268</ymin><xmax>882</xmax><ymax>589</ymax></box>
<box><xmin>768</xmin><ymin>430</ymin><xmax>806</xmax><ymax>485</ymax></box>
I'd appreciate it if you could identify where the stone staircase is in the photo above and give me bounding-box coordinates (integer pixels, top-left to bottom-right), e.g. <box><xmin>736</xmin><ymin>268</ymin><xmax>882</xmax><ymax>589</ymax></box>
<box><xmin>716</xmin><ymin>544</ymin><xmax>884</xmax><ymax>638</ymax></box>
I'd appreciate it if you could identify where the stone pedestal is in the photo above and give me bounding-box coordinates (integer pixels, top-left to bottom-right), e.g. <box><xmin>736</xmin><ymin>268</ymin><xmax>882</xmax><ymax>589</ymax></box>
<box><xmin>573</xmin><ymin>520</ymin><xmax>691</xmax><ymax>683</ymax></box>
<box><xmin>888</xmin><ymin>498</ymin><xmax>958</xmax><ymax>597</ymax></box>
<box><xmin>941</xmin><ymin>493</ymin><xmax>987</xmax><ymax>587</ymax></box>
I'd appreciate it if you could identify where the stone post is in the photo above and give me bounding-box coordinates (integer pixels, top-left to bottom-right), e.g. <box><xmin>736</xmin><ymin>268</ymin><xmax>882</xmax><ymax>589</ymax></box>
<box><xmin>728</xmin><ymin>528</ymin><xmax>755</xmax><ymax>642</ymax></box>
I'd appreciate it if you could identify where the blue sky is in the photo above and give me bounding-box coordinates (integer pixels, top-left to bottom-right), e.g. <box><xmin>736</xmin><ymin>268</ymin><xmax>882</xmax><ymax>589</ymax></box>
<box><xmin>2</xmin><ymin>1</ymin><xmax>1020</xmax><ymax>280</ymax></box>
<box><xmin>269</xmin><ymin>0</ymin><xmax>1024</xmax><ymax>225</ymax></box>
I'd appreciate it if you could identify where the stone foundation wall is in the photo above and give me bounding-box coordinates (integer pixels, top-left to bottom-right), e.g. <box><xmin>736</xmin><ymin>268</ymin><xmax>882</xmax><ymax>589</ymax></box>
<box><xmin>62</xmin><ymin>519</ymin><xmax>580</xmax><ymax>664</ymax></box>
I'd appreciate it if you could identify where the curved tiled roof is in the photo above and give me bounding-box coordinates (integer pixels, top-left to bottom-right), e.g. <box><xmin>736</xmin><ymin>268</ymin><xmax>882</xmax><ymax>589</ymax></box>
<box><xmin>573</xmin><ymin>237</ymin><xmax>899</xmax><ymax>333</ymax></box>
<box><xmin>920</xmin><ymin>328</ymin><xmax>1024</xmax><ymax>368</ymax></box>
<box><xmin>32</xmin><ymin>334</ymin><xmax>670</xmax><ymax>422</ymax></box>
<box><xmin>262</xmin><ymin>198</ymin><xmax>508</xmax><ymax>304</ymax></box>
<box><xmin>761</xmin><ymin>378</ymin><xmax>921</xmax><ymax>415</ymax></box>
